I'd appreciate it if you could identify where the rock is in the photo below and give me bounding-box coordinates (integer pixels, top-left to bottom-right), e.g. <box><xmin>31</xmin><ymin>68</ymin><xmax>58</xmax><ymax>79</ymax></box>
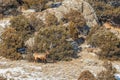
<box><xmin>75</xmin><ymin>37</ymin><xmax>85</xmax><ymax>45</ymax></box>
<box><xmin>22</xmin><ymin>9</ymin><xmax>36</xmax><ymax>16</ymax></box>
<box><xmin>71</xmin><ymin>41</ymin><xmax>79</xmax><ymax>53</ymax></box>
<box><xmin>25</xmin><ymin>37</ymin><xmax>35</xmax><ymax>51</ymax></box>
<box><xmin>51</xmin><ymin>2</ymin><xmax>62</xmax><ymax>8</ymax></box>
<box><xmin>78</xmin><ymin>25</ymin><xmax>90</xmax><ymax>36</ymax></box>
<box><xmin>108</xmin><ymin>1</ymin><xmax>120</xmax><ymax>7</ymax></box>
<box><xmin>28</xmin><ymin>0</ymin><xmax>99</xmax><ymax>27</ymax></box>
<box><xmin>17</xmin><ymin>47</ymin><xmax>26</xmax><ymax>54</ymax></box>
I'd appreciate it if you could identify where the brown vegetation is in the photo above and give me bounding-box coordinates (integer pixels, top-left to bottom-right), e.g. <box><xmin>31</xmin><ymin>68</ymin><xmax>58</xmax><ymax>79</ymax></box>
<box><xmin>63</xmin><ymin>10</ymin><xmax>86</xmax><ymax>39</ymax></box>
<box><xmin>10</xmin><ymin>15</ymin><xmax>35</xmax><ymax>42</ymax></box>
<box><xmin>63</xmin><ymin>9</ymin><xmax>86</xmax><ymax>27</ymax></box>
<box><xmin>1</xmin><ymin>0</ymin><xmax>21</xmax><ymax>16</ymax></box>
<box><xmin>97</xmin><ymin>61</ymin><xmax>116</xmax><ymax>80</ymax></box>
<box><xmin>23</xmin><ymin>0</ymin><xmax>48</xmax><ymax>11</ymax></box>
<box><xmin>0</xmin><ymin>27</ymin><xmax>22</xmax><ymax>60</ymax></box>
<box><xmin>87</xmin><ymin>25</ymin><xmax>120</xmax><ymax>60</ymax></box>
<box><xmin>87</xmin><ymin>0</ymin><xmax>120</xmax><ymax>24</ymax></box>
<box><xmin>29</xmin><ymin>15</ymin><xmax>45</xmax><ymax>31</ymax></box>
<box><xmin>69</xmin><ymin>21</ymin><xmax>79</xmax><ymax>40</ymax></box>
<box><xmin>45</xmin><ymin>13</ymin><xmax>58</xmax><ymax>26</ymax></box>
<box><xmin>34</xmin><ymin>26</ymin><xmax>75</xmax><ymax>61</ymax></box>
<box><xmin>78</xmin><ymin>70</ymin><xmax>96</xmax><ymax>80</ymax></box>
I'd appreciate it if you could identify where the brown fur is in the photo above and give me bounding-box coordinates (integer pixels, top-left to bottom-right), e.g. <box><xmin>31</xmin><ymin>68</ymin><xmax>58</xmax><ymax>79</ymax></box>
<box><xmin>103</xmin><ymin>23</ymin><xmax>120</xmax><ymax>32</ymax></box>
<box><xmin>33</xmin><ymin>50</ymin><xmax>50</xmax><ymax>63</ymax></box>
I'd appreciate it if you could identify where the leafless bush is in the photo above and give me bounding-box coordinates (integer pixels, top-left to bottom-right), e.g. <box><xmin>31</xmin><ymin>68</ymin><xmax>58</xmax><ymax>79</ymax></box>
<box><xmin>97</xmin><ymin>61</ymin><xmax>116</xmax><ymax>80</ymax></box>
<box><xmin>78</xmin><ymin>70</ymin><xmax>96</xmax><ymax>80</ymax></box>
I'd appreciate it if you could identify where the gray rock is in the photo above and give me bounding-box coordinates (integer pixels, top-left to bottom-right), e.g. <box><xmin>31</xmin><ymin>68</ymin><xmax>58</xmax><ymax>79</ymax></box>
<box><xmin>29</xmin><ymin>0</ymin><xmax>99</xmax><ymax>27</ymax></box>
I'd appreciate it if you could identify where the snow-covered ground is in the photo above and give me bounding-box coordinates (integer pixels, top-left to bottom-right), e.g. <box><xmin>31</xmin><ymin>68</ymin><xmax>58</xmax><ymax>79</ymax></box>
<box><xmin>0</xmin><ymin>58</ymin><xmax>44</xmax><ymax>80</ymax></box>
<box><xmin>0</xmin><ymin>44</ymin><xmax>106</xmax><ymax>80</ymax></box>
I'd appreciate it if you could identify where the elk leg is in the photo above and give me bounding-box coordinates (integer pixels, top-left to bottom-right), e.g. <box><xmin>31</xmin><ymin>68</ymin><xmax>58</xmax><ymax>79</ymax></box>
<box><xmin>34</xmin><ymin>57</ymin><xmax>37</xmax><ymax>63</ymax></box>
<box><xmin>44</xmin><ymin>59</ymin><xmax>47</xmax><ymax>64</ymax></box>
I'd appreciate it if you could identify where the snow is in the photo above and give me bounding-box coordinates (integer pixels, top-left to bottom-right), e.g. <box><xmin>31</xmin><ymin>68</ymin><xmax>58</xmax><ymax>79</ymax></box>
<box><xmin>0</xmin><ymin>67</ymin><xmax>25</xmax><ymax>80</ymax></box>
<box><xmin>0</xmin><ymin>65</ymin><xmax>44</xmax><ymax>80</ymax></box>
<box><xmin>22</xmin><ymin>9</ymin><xmax>35</xmax><ymax>13</ymax></box>
<box><xmin>114</xmin><ymin>74</ymin><xmax>120</xmax><ymax>80</ymax></box>
<box><xmin>0</xmin><ymin>19</ymin><xmax>10</xmax><ymax>28</ymax></box>
<box><xmin>29</xmin><ymin>66</ymin><xmax>42</xmax><ymax>70</ymax></box>
<box><xmin>0</xmin><ymin>62</ymin><xmax>7</xmax><ymax>65</ymax></box>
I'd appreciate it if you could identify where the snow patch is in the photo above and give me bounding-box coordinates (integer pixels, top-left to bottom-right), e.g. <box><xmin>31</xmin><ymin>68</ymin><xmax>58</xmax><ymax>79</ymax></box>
<box><xmin>0</xmin><ymin>66</ymin><xmax>44</xmax><ymax>80</ymax></box>
<box><xmin>114</xmin><ymin>74</ymin><xmax>120</xmax><ymax>80</ymax></box>
<box><xmin>29</xmin><ymin>66</ymin><xmax>42</xmax><ymax>70</ymax></box>
<box><xmin>0</xmin><ymin>62</ymin><xmax>7</xmax><ymax>65</ymax></box>
<box><xmin>0</xmin><ymin>19</ymin><xmax>10</xmax><ymax>28</ymax></box>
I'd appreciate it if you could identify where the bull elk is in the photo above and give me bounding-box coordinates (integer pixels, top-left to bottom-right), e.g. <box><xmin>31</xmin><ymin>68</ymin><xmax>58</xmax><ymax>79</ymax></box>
<box><xmin>33</xmin><ymin>50</ymin><xmax>50</xmax><ymax>63</ymax></box>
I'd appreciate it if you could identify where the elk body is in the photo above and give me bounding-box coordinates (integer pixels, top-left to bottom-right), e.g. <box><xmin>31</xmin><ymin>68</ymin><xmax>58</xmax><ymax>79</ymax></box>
<box><xmin>33</xmin><ymin>50</ymin><xmax>50</xmax><ymax>63</ymax></box>
<box><xmin>103</xmin><ymin>22</ymin><xmax>120</xmax><ymax>32</ymax></box>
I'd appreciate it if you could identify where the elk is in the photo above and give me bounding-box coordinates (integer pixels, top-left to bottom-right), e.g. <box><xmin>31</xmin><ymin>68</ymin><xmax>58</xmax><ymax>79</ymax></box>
<box><xmin>103</xmin><ymin>22</ymin><xmax>120</xmax><ymax>32</ymax></box>
<box><xmin>33</xmin><ymin>50</ymin><xmax>50</xmax><ymax>63</ymax></box>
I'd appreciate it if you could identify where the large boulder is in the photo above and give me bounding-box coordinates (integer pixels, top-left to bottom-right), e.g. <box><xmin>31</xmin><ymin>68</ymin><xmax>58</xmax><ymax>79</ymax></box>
<box><xmin>27</xmin><ymin>0</ymin><xmax>99</xmax><ymax>27</ymax></box>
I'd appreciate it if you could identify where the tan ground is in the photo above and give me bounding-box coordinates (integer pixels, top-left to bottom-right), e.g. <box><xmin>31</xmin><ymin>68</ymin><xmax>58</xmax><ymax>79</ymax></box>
<box><xmin>0</xmin><ymin>43</ymin><xmax>106</xmax><ymax>80</ymax></box>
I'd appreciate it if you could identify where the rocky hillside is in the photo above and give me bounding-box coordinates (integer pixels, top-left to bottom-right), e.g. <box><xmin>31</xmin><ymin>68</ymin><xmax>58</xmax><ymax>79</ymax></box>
<box><xmin>0</xmin><ymin>43</ymin><xmax>106</xmax><ymax>80</ymax></box>
<box><xmin>0</xmin><ymin>0</ymin><xmax>120</xmax><ymax>80</ymax></box>
<box><xmin>0</xmin><ymin>43</ymin><xmax>120</xmax><ymax>80</ymax></box>
<box><xmin>27</xmin><ymin>0</ymin><xmax>98</xmax><ymax>27</ymax></box>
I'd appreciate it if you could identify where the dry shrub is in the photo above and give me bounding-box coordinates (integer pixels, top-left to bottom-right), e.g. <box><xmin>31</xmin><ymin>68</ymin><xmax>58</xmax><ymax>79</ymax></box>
<box><xmin>23</xmin><ymin>0</ymin><xmax>48</xmax><ymax>11</ymax></box>
<box><xmin>63</xmin><ymin>9</ymin><xmax>87</xmax><ymax>39</ymax></box>
<box><xmin>29</xmin><ymin>15</ymin><xmax>45</xmax><ymax>31</ymax></box>
<box><xmin>45</xmin><ymin>13</ymin><xmax>58</xmax><ymax>26</ymax></box>
<box><xmin>69</xmin><ymin>21</ymin><xmax>79</xmax><ymax>40</ymax></box>
<box><xmin>34</xmin><ymin>25</ymin><xmax>76</xmax><ymax>61</ymax></box>
<box><xmin>0</xmin><ymin>27</ymin><xmax>22</xmax><ymax>60</ymax></box>
<box><xmin>10</xmin><ymin>15</ymin><xmax>35</xmax><ymax>42</ymax></box>
<box><xmin>1</xmin><ymin>0</ymin><xmax>21</xmax><ymax>16</ymax></box>
<box><xmin>25</xmin><ymin>53</ymin><xmax>34</xmax><ymax>62</ymax></box>
<box><xmin>63</xmin><ymin>9</ymin><xmax>86</xmax><ymax>27</ymax></box>
<box><xmin>87</xmin><ymin>26</ymin><xmax>120</xmax><ymax>60</ymax></box>
<box><xmin>87</xmin><ymin>0</ymin><xmax>120</xmax><ymax>24</ymax></box>
<box><xmin>78</xmin><ymin>70</ymin><xmax>96</xmax><ymax>80</ymax></box>
<box><xmin>97</xmin><ymin>61</ymin><xmax>116</xmax><ymax>80</ymax></box>
<box><xmin>0</xmin><ymin>15</ymin><xmax>39</xmax><ymax>60</ymax></box>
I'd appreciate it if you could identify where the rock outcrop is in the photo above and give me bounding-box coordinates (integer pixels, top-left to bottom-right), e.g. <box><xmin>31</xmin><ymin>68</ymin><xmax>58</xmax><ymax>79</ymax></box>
<box><xmin>28</xmin><ymin>0</ymin><xmax>99</xmax><ymax>27</ymax></box>
<box><xmin>23</xmin><ymin>0</ymin><xmax>99</xmax><ymax>49</ymax></box>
